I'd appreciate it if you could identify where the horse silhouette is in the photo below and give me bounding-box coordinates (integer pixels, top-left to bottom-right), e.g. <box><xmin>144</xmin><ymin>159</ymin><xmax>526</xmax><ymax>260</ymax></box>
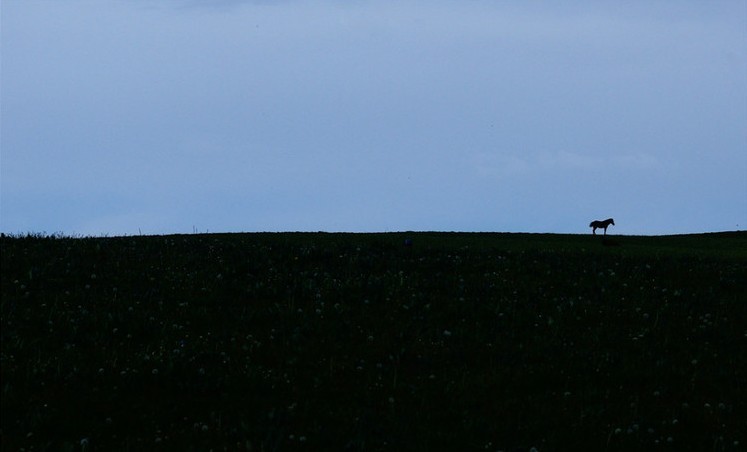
<box><xmin>589</xmin><ymin>218</ymin><xmax>614</xmax><ymax>235</ymax></box>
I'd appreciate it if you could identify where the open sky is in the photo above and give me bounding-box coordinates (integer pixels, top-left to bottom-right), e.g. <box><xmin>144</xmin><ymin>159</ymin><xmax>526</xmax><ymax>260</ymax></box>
<box><xmin>2</xmin><ymin>1</ymin><xmax>746</xmax><ymax>236</ymax></box>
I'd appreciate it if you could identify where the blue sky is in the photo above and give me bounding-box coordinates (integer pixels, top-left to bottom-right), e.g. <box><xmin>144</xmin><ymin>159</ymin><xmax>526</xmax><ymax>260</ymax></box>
<box><xmin>2</xmin><ymin>1</ymin><xmax>746</xmax><ymax>235</ymax></box>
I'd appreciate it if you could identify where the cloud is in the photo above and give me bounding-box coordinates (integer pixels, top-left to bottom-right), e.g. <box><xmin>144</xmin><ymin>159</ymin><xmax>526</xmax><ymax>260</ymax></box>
<box><xmin>75</xmin><ymin>211</ymin><xmax>176</xmax><ymax>237</ymax></box>
<box><xmin>610</xmin><ymin>153</ymin><xmax>660</xmax><ymax>170</ymax></box>
<box><xmin>472</xmin><ymin>150</ymin><xmax>660</xmax><ymax>179</ymax></box>
<box><xmin>539</xmin><ymin>151</ymin><xmax>660</xmax><ymax>171</ymax></box>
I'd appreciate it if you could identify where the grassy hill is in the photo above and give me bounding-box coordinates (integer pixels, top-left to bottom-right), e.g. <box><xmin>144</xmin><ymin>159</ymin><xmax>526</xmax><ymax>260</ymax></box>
<box><xmin>2</xmin><ymin>231</ymin><xmax>746</xmax><ymax>451</ymax></box>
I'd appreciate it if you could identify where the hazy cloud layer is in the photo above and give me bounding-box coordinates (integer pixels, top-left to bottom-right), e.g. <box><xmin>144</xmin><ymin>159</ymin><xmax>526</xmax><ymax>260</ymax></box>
<box><xmin>2</xmin><ymin>1</ymin><xmax>745</xmax><ymax>235</ymax></box>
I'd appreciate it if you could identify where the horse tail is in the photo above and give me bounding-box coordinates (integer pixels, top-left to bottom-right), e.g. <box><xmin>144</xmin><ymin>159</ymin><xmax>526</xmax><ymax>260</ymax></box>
<box><xmin>589</xmin><ymin>221</ymin><xmax>594</xmax><ymax>227</ymax></box>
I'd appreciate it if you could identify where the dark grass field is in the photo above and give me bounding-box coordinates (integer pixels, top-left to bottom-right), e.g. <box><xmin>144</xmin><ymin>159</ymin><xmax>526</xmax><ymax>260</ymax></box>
<box><xmin>1</xmin><ymin>231</ymin><xmax>746</xmax><ymax>451</ymax></box>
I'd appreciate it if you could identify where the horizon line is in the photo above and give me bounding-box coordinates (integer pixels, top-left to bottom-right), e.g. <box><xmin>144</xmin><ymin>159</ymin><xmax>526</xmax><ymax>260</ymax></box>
<box><xmin>2</xmin><ymin>230</ymin><xmax>745</xmax><ymax>239</ymax></box>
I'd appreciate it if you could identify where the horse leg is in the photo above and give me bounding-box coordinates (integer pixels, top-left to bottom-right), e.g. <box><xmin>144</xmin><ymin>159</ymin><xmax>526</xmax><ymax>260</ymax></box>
<box><xmin>592</xmin><ymin>227</ymin><xmax>596</xmax><ymax>235</ymax></box>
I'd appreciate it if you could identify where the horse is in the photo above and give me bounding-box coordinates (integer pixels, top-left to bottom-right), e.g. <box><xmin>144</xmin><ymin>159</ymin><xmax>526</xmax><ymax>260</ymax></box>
<box><xmin>589</xmin><ymin>218</ymin><xmax>615</xmax><ymax>235</ymax></box>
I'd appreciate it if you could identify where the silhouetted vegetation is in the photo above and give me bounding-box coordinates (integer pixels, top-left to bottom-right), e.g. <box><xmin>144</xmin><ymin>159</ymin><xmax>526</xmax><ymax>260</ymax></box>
<box><xmin>2</xmin><ymin>232</ymin><xmax>746</xmax><ymax>451</ymax></box>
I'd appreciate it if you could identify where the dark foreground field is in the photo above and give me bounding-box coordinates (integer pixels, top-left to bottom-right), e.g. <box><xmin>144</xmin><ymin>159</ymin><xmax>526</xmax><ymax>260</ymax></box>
<box><xmin>2</xmin><ymin>231</ymin><xmax>746</xmax><ymax>451</ymax></box>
